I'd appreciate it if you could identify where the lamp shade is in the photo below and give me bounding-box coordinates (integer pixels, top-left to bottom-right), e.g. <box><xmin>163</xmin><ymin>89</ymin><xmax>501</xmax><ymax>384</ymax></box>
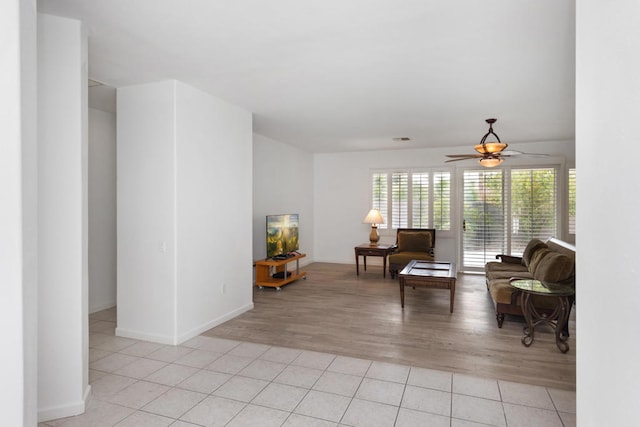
<box><xmin>474</xmin><ymin>142</ymin><xmax>507</xmax><ymax>154</ymax></box>
<box><xmin>363</xmin><ymin>209</ymin><xmax>384</xmax><ymax>225</ymax></box>
<box><xmin>479</xmin><ymin>156</ymin><xmax>503</xmax><ymax>168</ymax></box>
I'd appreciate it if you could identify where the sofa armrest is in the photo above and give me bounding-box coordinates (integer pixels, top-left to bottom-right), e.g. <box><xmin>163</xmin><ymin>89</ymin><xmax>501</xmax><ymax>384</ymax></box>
<box><xmin>495</xmin><ymin>254</ymin><xmax>523</xmax><ymax>264</ymax></box>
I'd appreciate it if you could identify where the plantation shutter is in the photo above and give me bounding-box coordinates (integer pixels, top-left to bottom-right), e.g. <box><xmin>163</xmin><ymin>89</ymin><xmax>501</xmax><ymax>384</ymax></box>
<box><xmin>433</xmin><ymin>172</ymin><xmax>451</xmax><ymax>231</ymax></box>
<box><xmin>412</xmin><ymin>172</ymin><xmax>429</xmax><ymax>228</ymax></box>
<box><xmin>510</xmin><ymin>168</ymin><xmax>557</xmax><ymax>254</ymax></box>
<box><xmin>372</xmin><ymin>173</ymin><xmax>388</xmax><ymax>229</ymax></box>
<box><xmin>391</xmin><ymin>172</ymin><xmax>409</xmax><ymax>229</ymax></box>
<box><xmin>568</xmin><ymin>168</ymin><xmax>576</xmax><ymax>235</ymax></box>
<box><xmin>462</xmin><ymin>170</ymin><xmax>505</xmax><ymax>269</ymax></box>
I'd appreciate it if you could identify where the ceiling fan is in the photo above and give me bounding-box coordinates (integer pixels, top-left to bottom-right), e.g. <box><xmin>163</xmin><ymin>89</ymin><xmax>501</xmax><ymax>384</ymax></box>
<box><xmin>445</xmin><ymin>118</ymin><xmax>546</xmax><ymax>167</ymax></box>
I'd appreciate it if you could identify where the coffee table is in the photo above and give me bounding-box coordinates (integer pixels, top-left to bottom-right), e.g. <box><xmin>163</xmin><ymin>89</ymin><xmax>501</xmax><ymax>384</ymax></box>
<box><xmin>509</xmin><ymin>278</ymin><xmax>575</xmax><ymax>353</ymax></box>
<box><xmin>398</xmin><ymin>260</ymin><xmax>457</xmax><ymax>313</ymax></box>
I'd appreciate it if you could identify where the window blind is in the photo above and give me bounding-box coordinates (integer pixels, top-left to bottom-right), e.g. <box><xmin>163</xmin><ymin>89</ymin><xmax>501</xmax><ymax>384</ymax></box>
<box><xmin>509</xmin><ymin>168</ymin><xmax>557</xmax><ymax>254</ymax></box>
<box><xmin>391</xmin><ymin>172</ymin><xmax>408</xmax><ymax>229</ymax></box>
<box><xmin>412</xmin><ymin>172</ymin><xmax>429</xmax><ymax>228</ymax></box>
<box><xmin>568</xmin><ymin>168</ymin><xmax>576</xmax><ymax>235</ymax></box>
<box><xmin>370</xmin><ymin>169</ymin><xmax>451</xmax><ymax>231</ymax></box>
<box><xmin>372</xmin><ymin>173</ymin><xmax>388</xmax><ymax>229</ymax></box>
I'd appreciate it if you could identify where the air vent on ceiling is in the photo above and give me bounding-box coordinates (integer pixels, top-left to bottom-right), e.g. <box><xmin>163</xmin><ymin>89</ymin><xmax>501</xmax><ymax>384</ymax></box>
<box><xmin>392</xmin><ymin>137</ymin><xmax>412</xmax><ymax>142</ymax></box>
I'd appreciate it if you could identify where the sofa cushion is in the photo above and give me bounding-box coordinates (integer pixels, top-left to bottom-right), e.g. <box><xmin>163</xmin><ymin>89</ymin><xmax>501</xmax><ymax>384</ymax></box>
<box><xmin>533</xmin><ymin>252</ymin><xmax>574</xmax><ymax>283</ymax></box>
<box><xmin>528</xmin><ymin>247</ymin><xmax>552</xmax><ymax>274</ymax></box>
<box><xmin>522</xmin><ymin>239</ymin><xmax>547</xmax><ymax>268</ymax></box>
<box><xmin>489</xmin><ymin>280</ymin><xmax>564</xmax><ymax>309</ymax></box>
<box><xmin>389</xmin><ymin>251</ymin><xmax>434</xmax><ymax>266</ymax></box>
<box><xmin>485</xmin><ymin>261</ymin><xmax>529</xmax><ymax>274</ymax></box>
<box><xmin>397</xmin><ymin>232</ymin><xmax>432</xmax><ymax>252</ymax></box>
<box><xmin>486</xmin><ymin>269</ymin><xmax>533</xmax><ymax>282</ymax></box>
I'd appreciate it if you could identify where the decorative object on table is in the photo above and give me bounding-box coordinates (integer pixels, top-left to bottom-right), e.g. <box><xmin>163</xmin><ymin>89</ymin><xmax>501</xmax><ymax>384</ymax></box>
<box><xmin>363</xmin><ymin>208</ymin><xmax>384</xmax><ymax>244</ymax></box>
<box><xmin>445</xmin><ymin>118</ymin><xmax>548</xmax><ymax>167</ymax></box>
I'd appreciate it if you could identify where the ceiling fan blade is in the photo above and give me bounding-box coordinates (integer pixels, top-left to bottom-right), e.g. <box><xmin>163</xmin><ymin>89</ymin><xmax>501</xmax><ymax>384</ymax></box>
<box><xmin>445</xmin><ymin>154</ymin><xmax>483</xmax><ymax>158</ymax></box>
<box><xmin>445</xmin><ymin>157</ymin><xmax>476</xmax><ymax>163</ymax></box>
<box><xmin>501</xmin><ymin>150</ymin><xmax>550</xmax><ymax>157</ymax></box>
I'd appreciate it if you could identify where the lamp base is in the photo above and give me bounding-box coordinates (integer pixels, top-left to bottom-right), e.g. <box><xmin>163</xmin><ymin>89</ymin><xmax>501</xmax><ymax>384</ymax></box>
<box><xmin>369</xmin><ymin>225</ymin><xmax>380</xmax><ymax>245</ymax></box>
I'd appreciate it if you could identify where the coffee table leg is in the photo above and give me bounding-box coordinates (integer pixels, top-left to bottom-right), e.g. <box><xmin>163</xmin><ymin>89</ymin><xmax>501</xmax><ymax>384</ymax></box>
<box><xmin>449</xmin><ymin>281</ymin><xmax>455</xmax><ymax>313</ymax></box>
<box><xmin>555</xmin><ymin>296</ymin><xmax>570</xmax><ymax>353</ymax></box>
<box><xmin>383</xmin><ymin>256</ymin><xmax>387</xmax><ymax>278</ymax></box>
<box><xmin>521</xmin><ymin>292</ymin><xmax>534</xmax><ymax>347</ymax></box>
<box><xmin>399</xmin><ymin>279</ymin><xmax>405</xmax><ymax>308</ymax></box>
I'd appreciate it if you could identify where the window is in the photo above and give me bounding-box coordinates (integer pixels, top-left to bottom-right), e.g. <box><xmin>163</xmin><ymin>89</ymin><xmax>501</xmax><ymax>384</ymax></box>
<box><xmin>568</xmin><ymin>168</ymin><xmax>576</xmax><ymax>235</ymax></box>
<box><xmin>371</xmin><ymin>169</ymin><xmax>451</xmax><ymax>231</ymax></box>
<box><xmin>372</xmin><ymin>173</ymin><xmax>388</xmax><ymax>229</ymax></box>
<box><xmin>509</xmin><ymin>168</ymin><xmax>557</xmax><ymax>254</ymax></box>
<box><xmin>461</xmin><ymin>166</ymin><xmax>558</xmax><ymax>269</ymax></box>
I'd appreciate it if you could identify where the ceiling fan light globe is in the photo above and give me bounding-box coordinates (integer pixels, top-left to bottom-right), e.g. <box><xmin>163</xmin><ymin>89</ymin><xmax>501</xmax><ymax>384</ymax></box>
<box><xmin>479</xmin><ymin>157</ymin><xmax>503</xmax><ymax>167</ymax></box>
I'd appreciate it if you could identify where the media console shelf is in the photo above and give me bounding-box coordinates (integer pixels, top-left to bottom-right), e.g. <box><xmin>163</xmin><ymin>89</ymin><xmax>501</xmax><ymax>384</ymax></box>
<box><xmin>255</xmin><ymin>253</ymin><xmax>306</xmax><ymax>290</ymax></box>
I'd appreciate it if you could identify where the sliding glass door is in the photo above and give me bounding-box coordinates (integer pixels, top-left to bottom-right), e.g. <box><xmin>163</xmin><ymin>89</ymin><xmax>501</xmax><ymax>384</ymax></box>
<box><xmin>461</xmin><ymin>167</ymin><xmax>558</xmax><ymax>271</ymax></box>
<box><xmin>462</xmin><ymin>170</ymin><xmax>506</xmax><ymax>270</ymax></box>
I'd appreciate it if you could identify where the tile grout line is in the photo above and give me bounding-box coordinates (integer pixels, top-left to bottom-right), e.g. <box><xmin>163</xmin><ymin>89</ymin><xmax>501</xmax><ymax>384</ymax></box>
<box><xmin>80</xmin><ymin>320</ymin><xmax>574</xmax><ymax>426</ymax></box>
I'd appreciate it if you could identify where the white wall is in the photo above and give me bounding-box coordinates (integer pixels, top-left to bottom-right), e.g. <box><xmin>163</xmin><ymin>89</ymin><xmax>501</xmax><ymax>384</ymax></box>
<box><xmin>576</xmin><ymin>1</ymin><xmax>640</xmax><ymax>424</ymax></box>
<box><xmin>174</xmin><ymin>81</ymin><xmax>254</xmax><ymax>342</ymax></box>
<box><xmin>0</xmin><ymin>0</ymin><xmax>38</xmax><ymax>425</ymax></box>
<box><xmin>117</xmin><ymin>80</ymin><xmax>254</xmax><ymax>345</ymax></box>
<box><xmin>313</xmin><ymin>140</ymin><xmax>575</xmax><ymax>266</ymax></box>
<box><xmin>37</xmin><ymin>13</ymin><xmax>89</xmax><ymax>422</ymax></box>
<box><xmin>89</xmin><ymin>108</ymin><xmax>117</xmax><ymax>313</ymax></box>
<box><xmin>117</xmin><ymin>81</ymin><xmax>179</xmax><ymax>343</ymax></box>
<box><xmin>253</xmin><ymin>134</ymin><xmax>314</xmax><ymax>263</ymax></box>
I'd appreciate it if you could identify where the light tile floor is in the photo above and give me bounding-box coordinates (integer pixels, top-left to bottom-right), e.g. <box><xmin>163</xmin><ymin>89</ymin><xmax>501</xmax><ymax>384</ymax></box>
<box><xmin>39</xmin><ymin>308</ymin><xmax>576</xmax><ymax>427</ymax></box>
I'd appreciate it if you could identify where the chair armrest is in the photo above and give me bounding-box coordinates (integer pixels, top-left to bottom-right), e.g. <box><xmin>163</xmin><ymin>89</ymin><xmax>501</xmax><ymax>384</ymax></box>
<box><xmin>495</xmin><ymin>254</ymin><xmax>523</xmax><ymax>264</ymax></box>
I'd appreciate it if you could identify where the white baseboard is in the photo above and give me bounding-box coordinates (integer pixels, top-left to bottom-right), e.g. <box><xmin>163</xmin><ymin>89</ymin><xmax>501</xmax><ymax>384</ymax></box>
<box><xmin>176</xmin><ymin>302</ymin><xmax>254</xmax><ymax>344</ymax></box>
<box><xmin>115</xmin><ymin>327</ymin><xmax>176</xmax><ymax>345</ymax></box>
<box><xmin>115</xmin><ymin>302</ymin><xmax>254</xmax><ymax>346</ymax></box>
<box><xmin>89</xmin><ymin>300</ymin><xmax>116</xmax><ymax>314</ymax></box>
<box><xmin>38</xmin><ymin>384</ymin><xmax>90</xmax><ymax>423</ymax></box>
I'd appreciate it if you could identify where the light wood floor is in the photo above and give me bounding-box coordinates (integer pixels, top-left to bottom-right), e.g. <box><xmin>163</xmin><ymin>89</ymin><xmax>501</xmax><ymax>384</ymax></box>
<box><xmin>203</xmin><ymin>262</ymin><xmax>576</xmax><ymax>391</ymax></box>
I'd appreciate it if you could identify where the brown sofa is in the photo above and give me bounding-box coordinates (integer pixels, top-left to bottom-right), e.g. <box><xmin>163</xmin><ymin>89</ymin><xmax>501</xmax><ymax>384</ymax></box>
<box><xmin>388</xmin><ymin>228</ymin><xmax>435</xmax><ymax>278</ymax></box>
<box><xmin>485</xmin><ymin>237</ymin><xmax>575</xmax><ymax>328</ymax></box>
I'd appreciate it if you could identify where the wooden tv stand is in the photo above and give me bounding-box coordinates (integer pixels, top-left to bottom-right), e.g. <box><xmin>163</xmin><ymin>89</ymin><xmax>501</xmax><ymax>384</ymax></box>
<box><xmin>255</xmin><ymin>253</ymin><xmax>306</xmax><ymax>290</ymax></box>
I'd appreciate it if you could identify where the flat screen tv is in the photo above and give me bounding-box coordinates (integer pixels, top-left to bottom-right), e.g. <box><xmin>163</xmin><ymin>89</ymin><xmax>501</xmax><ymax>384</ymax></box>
<box><xmin>266</xmin><ymin>213</ymin><xmax>299</xmax><ymax>258</ymax></box>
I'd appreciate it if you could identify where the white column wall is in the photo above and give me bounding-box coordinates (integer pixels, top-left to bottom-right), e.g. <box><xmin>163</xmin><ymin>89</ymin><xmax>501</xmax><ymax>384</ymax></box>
<box><xmin>37</xmin><ymin>13</ymin><xmax>89</xmax><ymax>421</ymax></box>
<box><xmin>252</xmin><ymin>133</ymin><xmax>314</xmax><ymax>263</ymax></box>
<box><xmin>89</xmin><ymin>108</ymin><xmax>117</xmax><ymax>313</ymax></box>
<box><xmin>576</xmin><ymin>0</ymin><xmax>640</xmax><ymax>424</ymax></box>
<box><xmin>117</xmin><ymin>80</ymin><xmax>254</xmax><ymax>345</ymax></box>
<box><xmin>174</xmin><ymin>82</ymin><xmax>253</xmax><ymax>341</ymax></box>
<box><xmin>117</xmin><ymin>81</ymin><xmax>177</xmax><ymax>343</ymax></box>
<box><xmin>0</xmin><ymin>0</ymin><xmax>38</xmax><ymax>425</ymax></box>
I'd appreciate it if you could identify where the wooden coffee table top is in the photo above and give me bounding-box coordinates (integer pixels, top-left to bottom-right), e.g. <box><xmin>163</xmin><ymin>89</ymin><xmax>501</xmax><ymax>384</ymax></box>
<box><xmin>399</xmin><ymin>260</ymin><xmax>456</xmax><ymax>279</ymax></box>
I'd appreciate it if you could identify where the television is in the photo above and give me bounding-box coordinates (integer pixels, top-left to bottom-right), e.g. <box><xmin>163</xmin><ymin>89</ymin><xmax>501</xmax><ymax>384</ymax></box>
<box><xmin>266</xmin><ymin>213</ymin><xmax>299</xmax><ymax>258</ymax></box>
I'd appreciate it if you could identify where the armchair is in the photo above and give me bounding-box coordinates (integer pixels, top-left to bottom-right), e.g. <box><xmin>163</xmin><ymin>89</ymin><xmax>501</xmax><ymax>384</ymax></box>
<box><xmin>388</xmin><ymin>228</ymin><xmax>436</xmax><ymax>278</ymax></box>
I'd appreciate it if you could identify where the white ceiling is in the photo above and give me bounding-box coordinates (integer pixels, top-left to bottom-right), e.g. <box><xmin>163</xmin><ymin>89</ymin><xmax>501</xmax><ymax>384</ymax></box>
<box><xmin>39</xmin><ymin>0</ymin><xmax>575</xmax><ymax>153</ymax></box>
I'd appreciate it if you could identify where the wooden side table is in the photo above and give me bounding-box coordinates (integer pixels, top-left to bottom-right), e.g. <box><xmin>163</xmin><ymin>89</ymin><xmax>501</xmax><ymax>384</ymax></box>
<box><xmin>354</xmin><ymin>244</ymin><xmax>394</xmax><ymax>278</ymax></box>
<box><xmin>509</xmin><ymin>279</ymin><xmax>575</xmax><ymax>353</ymax></box>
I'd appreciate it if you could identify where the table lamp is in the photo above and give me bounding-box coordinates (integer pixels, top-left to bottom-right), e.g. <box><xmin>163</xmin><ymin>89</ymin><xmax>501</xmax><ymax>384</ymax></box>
<box><xmin>363</xmin><ymin>209</ymin><xmax>384</xmax><ymax>244</ymax></box>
